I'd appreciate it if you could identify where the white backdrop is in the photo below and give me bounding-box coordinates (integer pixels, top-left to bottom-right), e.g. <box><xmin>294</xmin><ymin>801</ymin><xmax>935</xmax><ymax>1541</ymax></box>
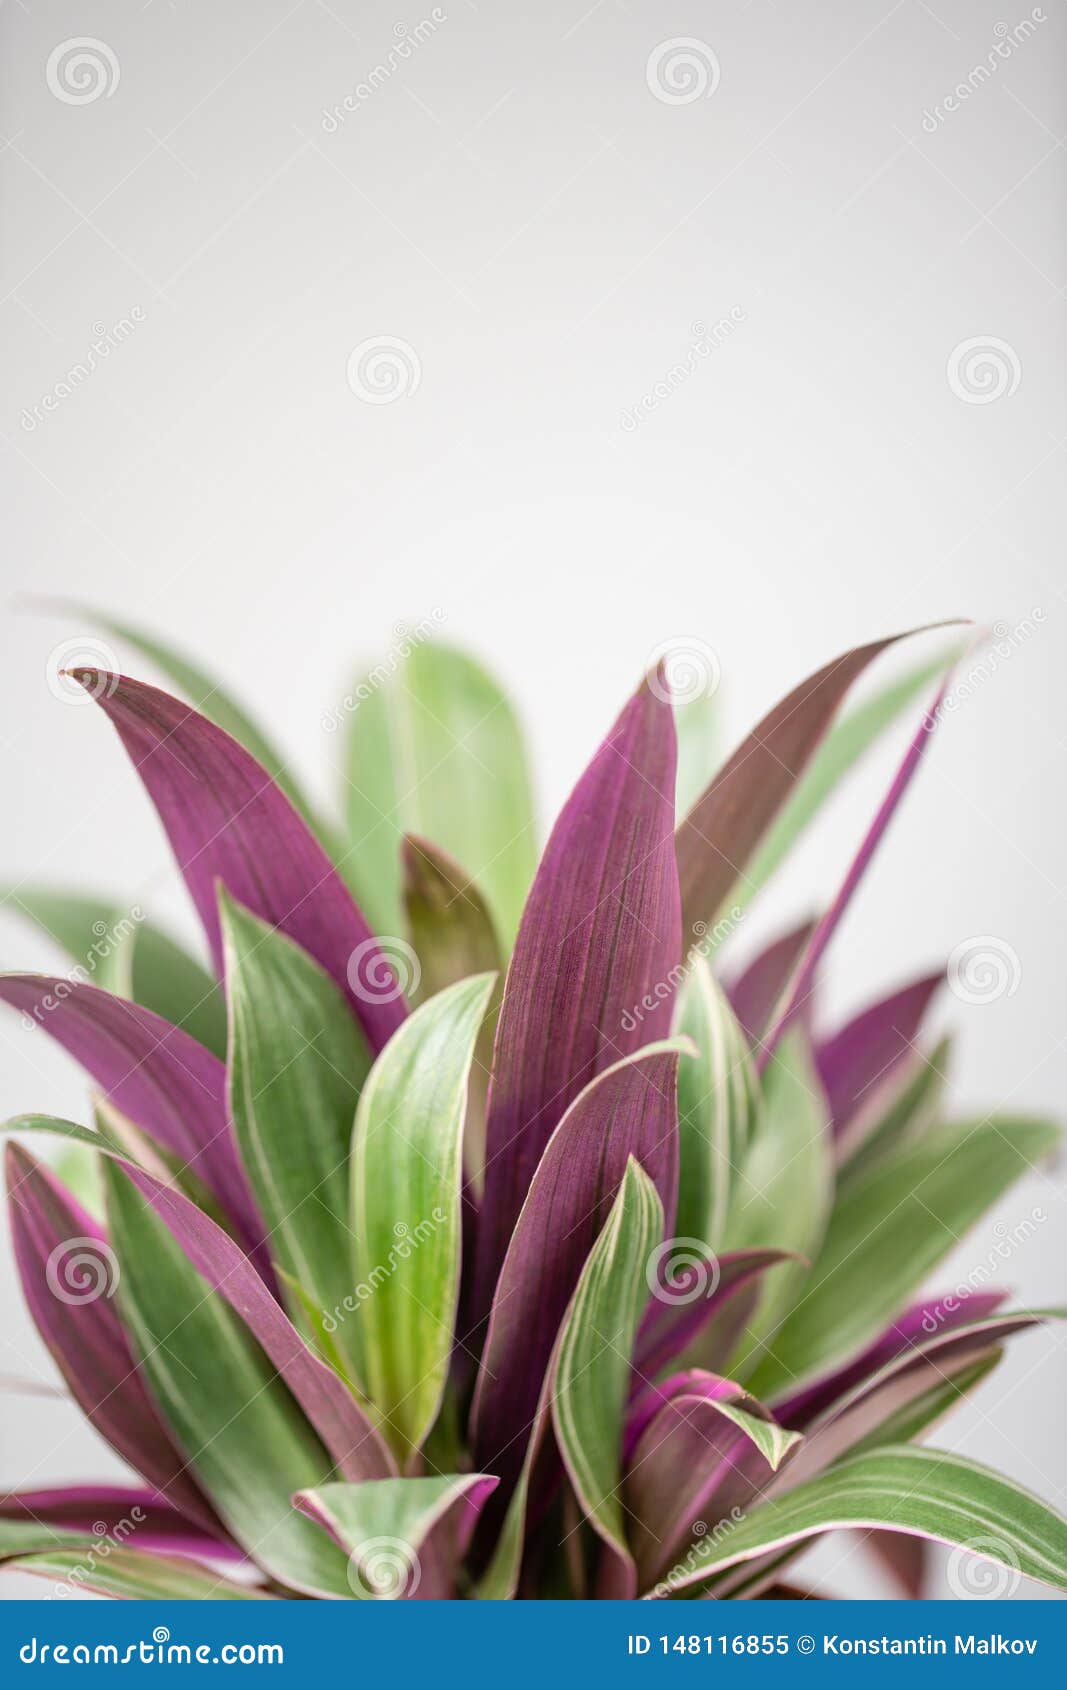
<box><xmin>1</xmin><ymin>0</ymin><xmax>1064</xmax><ymax>1598</ymax></box>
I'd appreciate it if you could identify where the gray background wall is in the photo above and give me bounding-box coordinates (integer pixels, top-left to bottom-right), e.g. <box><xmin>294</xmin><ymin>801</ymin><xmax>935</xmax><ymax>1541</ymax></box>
<box><xmin>1</xmin><ymin>0</ymin><xmax>1064</xmax><ymax>1598</ymax></box>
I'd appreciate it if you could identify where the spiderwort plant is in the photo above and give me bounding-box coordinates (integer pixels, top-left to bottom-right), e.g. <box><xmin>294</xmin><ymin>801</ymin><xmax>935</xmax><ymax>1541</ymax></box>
<box><xmin>1</xmin><ymin>613</ymin><xmax>1064</xmax><ymax>1601</ymax></box>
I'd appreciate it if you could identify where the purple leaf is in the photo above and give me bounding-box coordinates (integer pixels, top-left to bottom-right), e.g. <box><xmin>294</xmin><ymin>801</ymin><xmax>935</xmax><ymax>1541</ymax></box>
<box><xmin>624</xmin><ymin>1381</ymin><xmax>800</xmax><ymax>1587</ymax></box>
<box><xmin>471</xmin><ymin>1042</ymin><xmax>684</xmax><ymax>1502</ymax></box>
<box><xmin>633</xmin><ymin>1247</ymin><xmax>794</xmax><ymax>1382</ymax></box>
<box><xmin>0</xmin><ymin>1486</ymin><xmax>242</xmax><ymax>1561</ymax></box>
<box><xmin>816</xmin><ymin>973</ymin><xmax>942</xmax><ymax>1136</ymax></box>
<box><xmin>624</xmin><ymin>1368</ymin><xmax>737</xmax><ymax>1463</ymax></box>
<box><xmin>0</xmin><ymin>976</ymin><xmax>265</xmax><ymax>1268</ymax></box>
<box><xmin>71</xmin><ymin>670</ymin><xmax>406</xmax><ymax>1052</ymax></box>
<box><xmin>760</xmin><ymin>676</ymin><xmax>951</xmax><ymax>1060</ymax></box>
<box><xmin>773</xmin><ymin>1306</ymin><xmax>1050</xmax><ymax>1488</ymax></box>
<box><xmin>726</xmin><ymin>920</ymin><xmax>816</xmax><ymax>1046</ymax></box>
<box><xmin>676</xmin><ymin>627</ymin><xmax>957</xmax><ymax>936</ymax></box>
<box><xmin>773</xmin><ymin>1292</ymin><xmax>1009</xmax><ymax>1428</ymax></box>
<box><xmin>119</xmin><ymin>1164</ymin><xmax>394</xmax><ymax>1484</ymax></box>
<box><xmin>472</xmin><ymin>675</ymin><xmax>681</xmax><ymax>1325</ymax></box>
<box><xmin>4</xmin><ymin>1144</ymin><xmax>219</xmax><ymax>1535</ymax></box>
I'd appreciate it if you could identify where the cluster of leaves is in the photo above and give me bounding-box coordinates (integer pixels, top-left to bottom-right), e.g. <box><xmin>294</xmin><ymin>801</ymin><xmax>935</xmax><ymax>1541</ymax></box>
<box><xmin>1</xmin><ymin>611</ymin><xmax>1064</xmax><ymax>1601</ymax></box>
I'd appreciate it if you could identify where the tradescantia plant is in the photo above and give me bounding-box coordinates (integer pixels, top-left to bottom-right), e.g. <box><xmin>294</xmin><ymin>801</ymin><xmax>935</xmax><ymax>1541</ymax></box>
<box><xmin>1</xmin><ymin>612</ymin><xmax>1065</xmax><ymax>1602</ymax></box>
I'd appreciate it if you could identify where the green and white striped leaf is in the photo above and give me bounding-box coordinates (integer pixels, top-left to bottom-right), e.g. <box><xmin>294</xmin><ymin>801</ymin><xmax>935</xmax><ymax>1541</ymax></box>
<box><xmin>102</xmin><ymin>1162</ymin><xmax>352</xmax><ymax>1598</ymax></box>
<box><xmin>674</xmin><ymin>956</ymin><xmax>758</xmax><ymax>1248</ymax></box>
<box><xmin>553</xmin><ymin>1159</ymin><xmax>664</xmax><ymax>1576</ymax></box>
<box><xmin>724</xmin><ymin>1034</ymin><xmax>832</xmax><ymax>1368</ymax></box>
<box><xmin>750</xmin><ymin>1114</ymin><xmax>1059</xmax><ymax>1399</ymax></box>
<box><xmin>675</xmin><ymin>691</ymin><xmax>719</xmax><ymax>822</ymax></box>
<box><xmin>221</xmin><ymin>892</ymin><xmax>371</xmax><ymax>1369</ymax></box>
<box><xmin>294</xmin><ymin>1474</ymin><xmax>496</xmax><ymax>1600</ymax></box>
<box><xmin>657</xmin><ymin>1444</ymin><xmax>1067</xmax><ymax>1597</ymax></box>
<box><xmin>343</xmin><ymin>643</ymin><xmax>537</xmax><ymax>951</ymax></box>
<box><xmin>350</xmin><ymin>972</ymin><xmax>496</xmax><ymax>1461</ymax></box>
<box><xmin>4</xmin><ymin>1533</ymin><xmax>269</xmax><ymax>1601</ymax></box>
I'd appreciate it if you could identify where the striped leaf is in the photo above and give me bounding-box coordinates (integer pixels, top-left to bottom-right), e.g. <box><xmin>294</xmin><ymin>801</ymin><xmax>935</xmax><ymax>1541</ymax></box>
<box><xmin>673</xmin><ymin>956</ymin><xmax>757</xmax><ymax>1248</ymax></box>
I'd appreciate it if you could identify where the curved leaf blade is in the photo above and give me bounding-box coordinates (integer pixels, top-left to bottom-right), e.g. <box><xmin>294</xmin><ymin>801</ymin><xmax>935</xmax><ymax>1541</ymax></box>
<box><xmin>553</xmin><ymin>1159</ymin><xmax>664</xmax><ymax>1590</ymax></box>
<box><xmin>72</xmin><ymin>671</ymin><xmax>407</xmax><ymax>1052</ymax></box>
<box><xmin>474</xmin><ymin>674</ymin><xmax>681</xmax><ymax>1326</ymax></box>
<box><xmin>294</xmin><ymin>1474</ymin><xmax>497</xmax><ymax>1600</ymax></box>
<box><xmin>653</xmin><ymin>1444</ymin><xmax>1067</xmax><ymax>1597</ymax></box>
<box><xmin>350</xmin><ymin>973</ymin><xmax>496</xmax><ymax>1461</ymax></box>
<box><xmin>221</xmin><ymin>892</ymin><xmax>372</xmax><ymax>1366</ymax></box>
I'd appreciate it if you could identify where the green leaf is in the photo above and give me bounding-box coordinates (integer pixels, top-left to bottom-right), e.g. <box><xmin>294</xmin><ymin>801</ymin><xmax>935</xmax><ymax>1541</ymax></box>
<box><xmin>674</xmin><ymin>691</ymin><xmax>719</xmax><ymax>822</ymax></box>
<box><xmin>401</xmin><ymin>835</ymin><xmax>503</xmax><ymax>1004</ymax></box>
<box><xmin>657</xmin><ymin>1444</ymin><xmax>1067</xmax><ymax>1597</ymax></box>
<box><xmin>343</xmin><ymin>643</ymin><xmax>537</xmax><ymax>951</ymax></box>
<box><xmin>845</xmin><ymin>1352</ymin><xmax>1002</xmax><ymax>1458</ymax></box>
<box><xmin>350</xmin><ymin>972</ymin><xmax>496</xmax><ymax>1461</ymax></box>
<box><xmin>553</xmin><ymin>1159</ymin><xmax>664</xmax><ymax>1575</ymax></box>
<box><xmin>101</xmin><ymin>1161</ymin><xmax>352</xmax><ymax>1598</ymax></box>
<box><xmin>724</xmin><ymin>1034</ymin><xmax>832</xmax><ymax>1369</ymax></box>
<box><xmin>294</xmin><ymin>1474</ymin><xmax>496</xmax><ymax>1599</ymax></box>
<box><xmin>6</xmin><ymin>1540</ymin><xmax>270</xmax><ymax>1600</ymax></box>
<box><xmin>2</xmin><ymin>887</ymin><xmax>226</xmax><ymax>1057</ymax></box>
<box><xmin>673</xmin><ymin>956</ymin><xmax>757</xmax><ymax>1248</ymax></box>
<box><xmin>711</xmin><ymin>1397</ymin><xmax>802</xmax><ymax>1471</ymax></box>
<box><xmin>733</xmin><ymin>653</ymin><xmax>956</xmax><ymax>920</ymax></box>
<box><xmin>220</xmin><ymin>892</ymin><xmax>372</xmax><ymax>1371</ymax></box>
<box><xmin>53</xmin><ymin>602</ymin><xmax>320</xmax><ymax>831</ymax></box>
<box><xmin>750</xmin><ymin>1115</ymin><xmax>1059</xmax><ymax>1398</ymax></box>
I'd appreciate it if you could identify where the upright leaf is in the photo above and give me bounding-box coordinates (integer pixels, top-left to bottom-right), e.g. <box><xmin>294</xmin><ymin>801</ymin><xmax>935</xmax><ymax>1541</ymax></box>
<box><xmin>676</xmin><ymin>628</ymin><xmax>956</xmax><ymax>935</ymax></box>
<box><xmin>724</xmin><ymin>1034</ymin><xmax>832</xmax><ymax>1366</ymax></box>
<box><xmin>727</xmin><ymin>920</ymin><xmax>816</xmax><ymax>1046</ymax></box>
<box><xmin>401</xmin><ymin>836</ymin><xmax>503</xmax><ymax>1001</ymax></box>
<box><xmin>553</xmin><ymin>1160</ymin><xmax>664</xmax><ymax>1595</ymax></box>
<box><xmin>471</xmin><ymin>1042</ymin><xmax>686</xmax><ymax>1500</ymax></box>
<box><xmin>673</xmin><ymin>957</ymin><xmax>757</xmax><ymax>1248</ymax></box>
<box><xmin>749</xmin><ymin>1115</ymin><xmax>1059</xmax><ymax>1397</ymax></box>
<box><xmin>73</xmin><ymin>671</ymin><xmax>407</xmax><ymax>1052</ymax></box>
<box><xmin>837</xmin><ymin>1036</ymin><xmax>952</xmax><ymax>1180</ymax></box>
<box><xmin>474</xmin><ymin>673</ymin><xmax>681</xmax><ymax>1324</ymax></box>
<box><xmin>734</xmin><ymin>652</ymin><xmax>957</xmax><ymax>916</ymax></box>
<box><xmin>760</xmin><ymin>677</ymin><xmax>950</xmax><ymax>1058</ymax></box>
<box><xmin>343</xmin><ymin>643</ymin><xmax>538</xmax><ymax>952</ymax></box>
<box><xmin>350</xmin><ymin>974</ymin><xmax>496</xmax><ymax>1461</ymax></box>
<box><xmin>221</xmin><ymin>892</ymin><xmax>372</xmax><ymax>1364</ymax></box>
